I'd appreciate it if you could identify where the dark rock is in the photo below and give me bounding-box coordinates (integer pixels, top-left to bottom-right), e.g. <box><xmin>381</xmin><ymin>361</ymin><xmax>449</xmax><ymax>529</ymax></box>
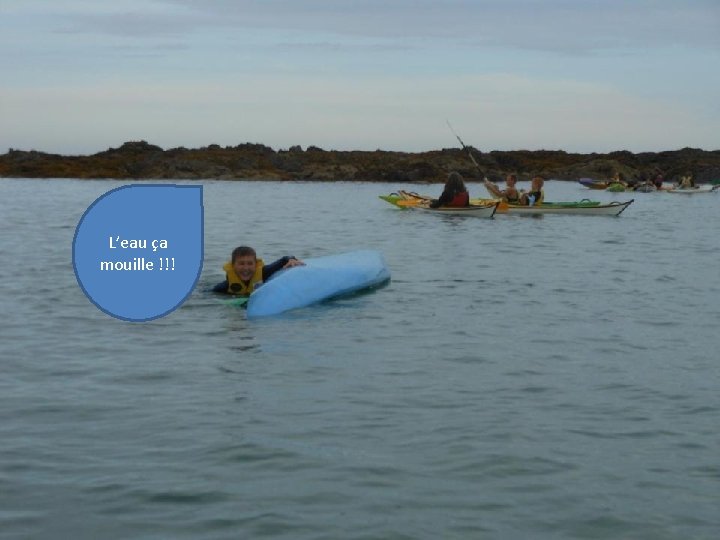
<box><xmin>1</xmin><ymin>141</ymin><xmax>719</xmax><ymax>182</ymax></box>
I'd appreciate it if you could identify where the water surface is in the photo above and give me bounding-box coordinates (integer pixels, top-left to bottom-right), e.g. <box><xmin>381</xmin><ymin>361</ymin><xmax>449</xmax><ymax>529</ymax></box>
<box><xmin>1</xmin><ymin>178</ymin><xmax>718</xmax><ymax>539</ymax></box>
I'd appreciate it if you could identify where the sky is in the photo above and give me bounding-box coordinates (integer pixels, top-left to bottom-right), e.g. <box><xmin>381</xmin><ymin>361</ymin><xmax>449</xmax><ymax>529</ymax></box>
<box><xmin>1</xmin><ymin>0</ymin><xmax>719</xmax><ymax>155</ymax></box>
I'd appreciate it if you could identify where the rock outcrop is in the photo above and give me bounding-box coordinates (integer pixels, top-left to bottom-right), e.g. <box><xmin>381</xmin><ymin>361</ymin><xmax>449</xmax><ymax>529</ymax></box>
<box><xmin>2</xmin><ymin>140</ymin><xmax>719</xmax><ymax>183</ymax></box>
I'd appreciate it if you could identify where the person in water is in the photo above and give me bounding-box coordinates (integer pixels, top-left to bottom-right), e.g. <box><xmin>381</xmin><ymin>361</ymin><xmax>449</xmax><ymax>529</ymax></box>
<box><xmin>484</xmin><ymin>173</ymin><xmax>520</xmax><ymax>203</ymax></box>
<box><xmin>429</xmin><ymin>171</ymin><xmax>470</xmax><ymax>208</ymax></box>
<box><xmin>518</xmin><ymin>175</ymin><xmax>545</xmax><ymax>206</ymax></box>
<box><xmin>213</xmin><ymin>246</ymin><xmax>304</xmax><ymax>295</ymax></box>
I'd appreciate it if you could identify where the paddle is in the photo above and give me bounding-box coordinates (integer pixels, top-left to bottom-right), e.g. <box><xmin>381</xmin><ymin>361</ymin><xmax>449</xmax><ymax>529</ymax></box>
<box><xmin>446</xmin><ymin>120</ymin><xmax>508</xmax><ymax>201</ymax></box>
<box><xmin>446</xmin><ymin>120</ymin><xmax>484</xmax><ymax>174</ymax></box>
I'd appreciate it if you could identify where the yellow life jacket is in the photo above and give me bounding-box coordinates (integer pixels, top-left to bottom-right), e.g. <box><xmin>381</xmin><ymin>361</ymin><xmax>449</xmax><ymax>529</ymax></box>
<box><xmin>223</xmin><ymin>258</ymin><xmax>264</xmax><ymax>295</ymax></box>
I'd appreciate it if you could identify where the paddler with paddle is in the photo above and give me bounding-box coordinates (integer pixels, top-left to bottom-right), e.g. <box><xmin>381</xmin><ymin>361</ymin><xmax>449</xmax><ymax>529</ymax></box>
<box><xmin>483</xmin><ymin>173</ymin><xmax>520</xmax><ymax>203</ymax></box>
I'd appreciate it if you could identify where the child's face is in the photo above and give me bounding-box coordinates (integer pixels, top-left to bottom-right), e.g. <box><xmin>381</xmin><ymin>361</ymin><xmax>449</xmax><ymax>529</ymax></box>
<box><xmin>232</xmin><ymin>255</ymin><xmax>257</xmax><ymax>281</ymax></box>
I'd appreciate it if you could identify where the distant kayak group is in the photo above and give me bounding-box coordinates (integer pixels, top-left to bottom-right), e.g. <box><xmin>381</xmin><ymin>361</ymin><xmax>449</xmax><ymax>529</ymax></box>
<box><xmin>379</xmin><ymin>168</ymin><xmax>718</xmax><ymax>220</ymax></box>
<box><xmin>579</xmin><ymin>172</ymin><xmax>719</xmax><ymax>194</ymax></box>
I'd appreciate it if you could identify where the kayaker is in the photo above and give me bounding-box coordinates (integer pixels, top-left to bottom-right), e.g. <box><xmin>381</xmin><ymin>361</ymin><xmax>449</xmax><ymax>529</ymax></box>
<box><xmin>678</xmin><ymin>174</ymin><xmax>695</xmax><ymax>189</ymax></box>
<box><xmin>429</xmin><ymin>171</ymin><xmax>470</xmax><ymax>208</ymax></box>
<box><xmin>212</xmin><ymin>246</ymin><xmax>304</xmax><ymax>295</ymax></box>
<box><xmin>518</xmin><ymin>175</ymin><xmax>545</xmax><ymax>206</ymax></box>
<box><xmin>610</xmin><ymin>171</ymin><xmax>628</xmax><ymax>187</ymax></box>
<box><xmin>652</xmin><ymin>171</ymin><xmax>665</xmax><ymax>190</ymax></box>
<box><xmin>485</xmin><ymin>174</ymin><xmax>520</xmax><ymax>203</ymax></box>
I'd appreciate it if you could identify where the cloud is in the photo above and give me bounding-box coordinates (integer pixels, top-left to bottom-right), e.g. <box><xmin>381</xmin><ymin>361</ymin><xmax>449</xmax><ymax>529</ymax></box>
<box><xmin>144</xmin><ymin>0</ymin><xmax>720</xmax><ymax>53</ymax></box>
<box><xmin>1</xmin><ymin>1</ymin><xmax>717</xmax><ymax>153</ymax></box>
<box><xmin>17</xmin><ymin>0</ymin><xmax>719</xmax><ymax>54</ymax></box>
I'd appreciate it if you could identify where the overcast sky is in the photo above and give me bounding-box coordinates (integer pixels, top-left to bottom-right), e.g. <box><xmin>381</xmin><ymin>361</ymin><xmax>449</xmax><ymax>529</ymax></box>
<box><xmin>1</xmin><ymin>0</ymin><xmax>719</xmax><ymax>154</ymax></box>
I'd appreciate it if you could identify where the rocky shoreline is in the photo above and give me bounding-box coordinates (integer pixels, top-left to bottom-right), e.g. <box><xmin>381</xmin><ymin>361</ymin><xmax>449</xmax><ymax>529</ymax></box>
<box><xmin>2</xmin><ymin>140</ymin><xmax>719</xmax><ymax>183</ymax></box>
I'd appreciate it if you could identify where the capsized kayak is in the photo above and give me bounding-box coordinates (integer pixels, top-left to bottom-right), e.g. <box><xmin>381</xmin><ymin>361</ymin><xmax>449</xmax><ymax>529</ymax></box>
<box><xmin>379</xmin><ymin>192</ymin><xmax>499</xmax><ymax>218</ymax></box>
<box><xmin>246</xmin><ymin>250</ymin><xmax>390</xmax><ymax>318</ymax></box>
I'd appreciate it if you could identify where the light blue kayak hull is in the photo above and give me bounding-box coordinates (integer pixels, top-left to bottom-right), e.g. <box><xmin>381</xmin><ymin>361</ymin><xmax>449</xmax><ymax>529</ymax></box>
<box><xmin>246</xmin><ymin>250</ymin><xmax>390</xmax><ymax>318</ymax></box>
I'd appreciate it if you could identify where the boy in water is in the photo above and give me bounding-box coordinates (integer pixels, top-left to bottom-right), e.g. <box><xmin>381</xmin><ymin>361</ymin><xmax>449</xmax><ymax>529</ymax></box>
<box><xmin>213</xmin><ymin>246</ymin><xmax>304</xmax><ymax>295</ymax></box>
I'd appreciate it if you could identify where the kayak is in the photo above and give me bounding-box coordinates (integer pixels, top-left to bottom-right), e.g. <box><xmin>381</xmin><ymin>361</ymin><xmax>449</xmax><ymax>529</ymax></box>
<box><xmin>665</xmin><ymin>185</ymin><xmax>719</xmax><ymax>194</ymax></box>
<box><xmin>410</xmin><ymin>202</ymin><xmax>499</xmax><ymax>218</ymax></box>
<box><xmin>578</xmin><ymin>178</ymin><xmax>609</xmax><ymax>190</ymax></box>
<box><xmin>606</xmin><ymin>183</ymin><xmax>627</xmax><ymax>192</ymax></box>
<box><xmin>394</xmin><ymin>190</ymin><xmax>504</xmax><ymax>209</ymax></box>
<box><xmin>483</xmin><ymin>181</ymin><xmax>633</xmax><ymax>215</ymax></box>
<box><xmin>633</xmin><ymin>183</ymin><xmax>657</xmax><ymax>193</ymax></box>
<box><xmin>481</xmin><ymin>183</ymin><xmax>633</xmax><ymax>215</ymax></box>
<box><xmin>481</xmin><ymin>182</ymin><xmax>610</xmax><ymax>209</ymax></box>
<box><xmin>501</xmin><ymin>199</ymin><xmax>634</xmax><ymax>216</ymax></box>
<box><xmin>245</xmin><ymin>250</ymin><xmax>390</xmax><ymax>318</ymax></box>
<box><xmin>383</xmin><ymin>191</ymin><xmax>623</xmax><ymax>215</ymax></box>
<box><xmin>482</xmin><ymin>180</ymin><xmax>604</xmax><ymax>206</ymax></box>
<box><xmin>379</xmin><ymin>193</ymin><xmax>499</xmax><ymax>218</ymax></box>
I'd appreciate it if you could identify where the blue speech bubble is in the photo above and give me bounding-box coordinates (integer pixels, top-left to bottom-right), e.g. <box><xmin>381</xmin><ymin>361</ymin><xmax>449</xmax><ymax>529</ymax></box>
<box><xmin>73</xmin><ymin>184</ymin><xmax>203</xmax><ymax>321</ymax></box>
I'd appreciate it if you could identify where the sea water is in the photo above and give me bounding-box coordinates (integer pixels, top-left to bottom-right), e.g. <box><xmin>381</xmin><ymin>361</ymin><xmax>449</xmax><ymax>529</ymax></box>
<box><xmin>1</xmin><ymin>178</ymin><xmax>718</xmax><ymax>539</ymax></box>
